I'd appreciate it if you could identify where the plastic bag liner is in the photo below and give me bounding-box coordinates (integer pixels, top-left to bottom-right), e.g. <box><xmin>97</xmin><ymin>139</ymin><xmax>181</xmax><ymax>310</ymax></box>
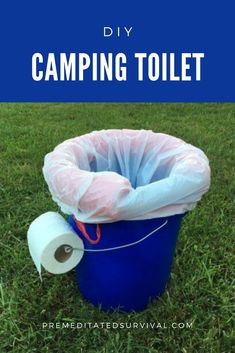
<box><xmin>43</xmin><ymin>129</ymin><xmax>210</xmax><ymax>223</ymax></box>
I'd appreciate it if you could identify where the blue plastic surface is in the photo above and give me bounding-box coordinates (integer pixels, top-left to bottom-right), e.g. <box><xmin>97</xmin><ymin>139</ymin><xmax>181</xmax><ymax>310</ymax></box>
<box><xmin>69</xmin><ymin>214</ymin><xmax>184</xmax><ymax>312</ymax></box>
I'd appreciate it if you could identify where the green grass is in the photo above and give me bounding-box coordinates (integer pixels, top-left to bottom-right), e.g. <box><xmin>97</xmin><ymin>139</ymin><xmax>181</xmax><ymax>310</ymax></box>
<box><xmin>0</xmin><ymin>103</ymin><xmax>234</xmax><ymax>353</ymax></box>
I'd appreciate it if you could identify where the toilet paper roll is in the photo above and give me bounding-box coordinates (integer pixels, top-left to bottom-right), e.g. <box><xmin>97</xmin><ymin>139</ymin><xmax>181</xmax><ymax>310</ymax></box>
<box><xmin>27</xmin><ymin>212</ymin><xmax>84</xmax><ymax>276</ymax></box>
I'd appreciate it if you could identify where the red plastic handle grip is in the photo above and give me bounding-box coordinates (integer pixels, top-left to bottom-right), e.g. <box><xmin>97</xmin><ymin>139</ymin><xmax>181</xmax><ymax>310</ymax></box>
<box><xmin>74</xmin><ymin>218</ymin><xmax>101</xmax><ymax>245</ymax></box>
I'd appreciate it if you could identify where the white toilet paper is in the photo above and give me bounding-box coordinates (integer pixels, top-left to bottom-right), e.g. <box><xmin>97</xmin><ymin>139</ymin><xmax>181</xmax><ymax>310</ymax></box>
<box><xmin>27</xmin><ymin>212</ymin><xmax>84</xmax><ymax>276</ymax></box>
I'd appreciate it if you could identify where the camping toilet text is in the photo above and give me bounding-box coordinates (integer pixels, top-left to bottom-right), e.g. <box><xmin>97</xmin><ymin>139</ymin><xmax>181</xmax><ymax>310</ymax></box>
<box><xmin>32</xmin><ymin>52</ymin><xmax>205</xmax><ymax>82</ymax></box>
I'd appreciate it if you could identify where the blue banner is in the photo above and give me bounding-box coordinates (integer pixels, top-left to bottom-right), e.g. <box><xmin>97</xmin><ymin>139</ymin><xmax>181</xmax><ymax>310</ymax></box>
<box><xmin>0</xmin><ymin>0</ymin><xmax>234</xmax><ymax>102</ymax></box>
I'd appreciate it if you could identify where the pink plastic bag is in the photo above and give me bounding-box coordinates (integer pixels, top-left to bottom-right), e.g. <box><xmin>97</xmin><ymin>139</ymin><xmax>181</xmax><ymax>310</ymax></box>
<box><xmin>43</xmin><ymin>129</ymin><xmax>210</xmax><ymax>223</ymax></box>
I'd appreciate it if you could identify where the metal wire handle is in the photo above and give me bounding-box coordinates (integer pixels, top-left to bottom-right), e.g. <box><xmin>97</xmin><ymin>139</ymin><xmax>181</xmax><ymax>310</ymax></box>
<box><xmin>64</xmin><ymin>219</ymin><xmax>168</xmax><ymax>253</ymax></box>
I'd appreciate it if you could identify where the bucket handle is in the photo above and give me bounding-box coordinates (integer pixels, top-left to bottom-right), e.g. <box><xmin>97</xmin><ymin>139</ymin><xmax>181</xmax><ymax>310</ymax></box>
<box><xmin>66</xmin><ymin>219</ymin><xmax>168</xmax><ymax>253</ymax></box>
<box><xmin>74</xmin><ymin>218</ymin><xmax>101</xmax><ymax>245</ymax></box>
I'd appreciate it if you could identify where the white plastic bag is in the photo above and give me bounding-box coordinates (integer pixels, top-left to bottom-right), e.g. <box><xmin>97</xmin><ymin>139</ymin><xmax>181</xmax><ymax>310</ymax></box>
<box><xmin>43</xmin><ymin>129</ymin><xmax>210</xmax><ymax>223</ymax></box>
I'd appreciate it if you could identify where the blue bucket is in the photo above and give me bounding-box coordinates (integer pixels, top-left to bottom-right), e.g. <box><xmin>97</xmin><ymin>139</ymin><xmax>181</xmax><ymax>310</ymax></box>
<box><xmin>69</xmin><ymin>214</ymin><xmax>184</xmax><ymax>312</ymax></box>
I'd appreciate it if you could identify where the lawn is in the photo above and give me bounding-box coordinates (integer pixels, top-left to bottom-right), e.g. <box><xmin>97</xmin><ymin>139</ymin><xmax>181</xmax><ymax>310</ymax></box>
<box><xmin>0</xmin><ymin>103</ymin><xmax>234</xmax><ymax>353</ymax></box>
